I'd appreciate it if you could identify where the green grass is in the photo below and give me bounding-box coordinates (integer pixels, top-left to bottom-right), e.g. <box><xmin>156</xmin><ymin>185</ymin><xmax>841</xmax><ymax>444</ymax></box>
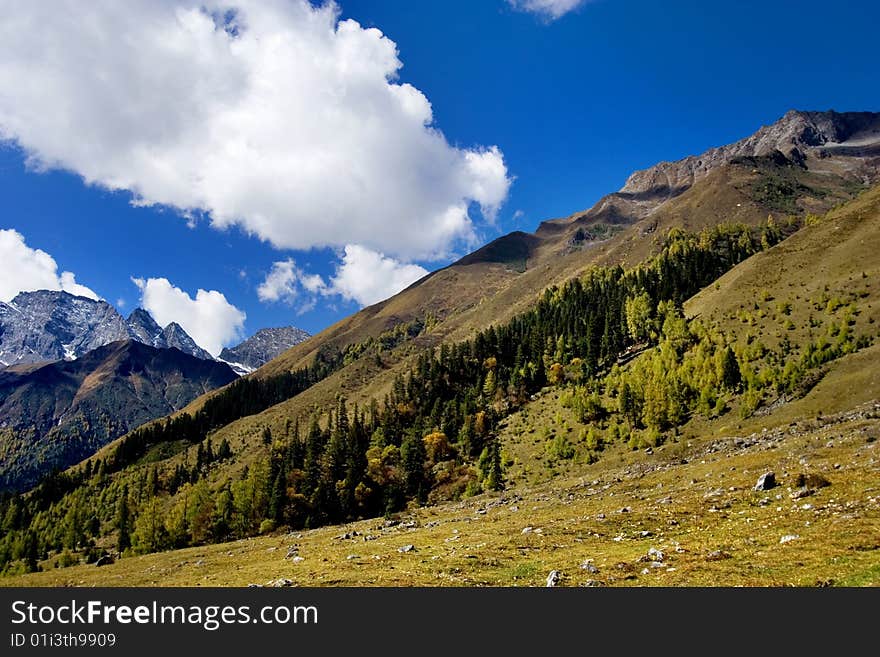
<box><xmin>5</xmin><ymin>400</ymin><xmax>878</xmax><ymax>587</ymax></box>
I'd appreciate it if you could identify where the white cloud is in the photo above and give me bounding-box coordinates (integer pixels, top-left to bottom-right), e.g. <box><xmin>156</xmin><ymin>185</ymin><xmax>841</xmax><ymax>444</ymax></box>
<box><xmin>0</xmin><ymin>228</ymin><xmax>99</xmax><ymax>302</ymax></box>
<box><xmin>257</xmin><ymin>258</ymin><xmax>328</xmax><ymax>307</ymax></box>
<box><xmin>0</xmin><ymin>1</ymin><xmax>511</xmax><ymax>261</ymax></box>
<box><xmin>257</xmin><ymin>259</ymin><xmax>297</xmax><ymax>304</ymax></box>
<box><xmin>258</xmin><ymin>244</ymin><xmax>428</xmax><ymax>311</ymax></box>
<box><xmin>507</xmin><ymin>0</ymin><xmax>590</xmax><ymax>20</ymax></box>
<box><xmin>328</xmin><ymin>244</ymin><xmax>428</xmax><ymax>307</ymax></box>
<box><xmin>132</xmin><ymin>277</ymin><xmax>245</xmax><ymax>356</ymax></box>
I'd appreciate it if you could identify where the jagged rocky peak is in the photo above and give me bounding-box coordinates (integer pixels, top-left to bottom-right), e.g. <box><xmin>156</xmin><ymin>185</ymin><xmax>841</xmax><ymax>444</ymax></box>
<box><xmin>126</xmin><ymin>308</ymin><xmax>164</xmax><ymax>345</ymax></box>
<box><xmin>0</xmin><ymin>290</ymin><xmax>214</xmax><ymax>367</ymax></box>
<box><xmin>0</xmin><ymin>290</ymin><xmax>130</xmax><ymax>366</ymax></box>
<box><xmin>162</xmin><ymin>322</ymin><xmax>213</xmax><ymax>361</ymax></box>
<box><xmin>620</xmin><ymin>110</ymin><xmax>880</xmax><ymax>196</ymax></box>
<box><xmin>219</xmin><ymin>326</ymin><xmax>310</xmax><ymax>375</ymax></box>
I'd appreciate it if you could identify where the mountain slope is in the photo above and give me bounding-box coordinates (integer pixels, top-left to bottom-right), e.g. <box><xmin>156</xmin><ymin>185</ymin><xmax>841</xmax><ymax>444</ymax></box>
<box><xmin>0</xmin><ymin>340</ymin><xmax>237</xmax><ymax>491</ymax></box>
<box><xmin>3</xmin><ymin>110</ymin><xmax>879</xmax><ymax>582</ymax></box>
<box><xmin>255</xmin><ymin>110</ymin><xmax>878</xmax><ymax>381</ymax></box>
<box><xmin>6</xmin><ymin>185</ymin><xmax>880</xmax><ymax>586</ymax></box>
<box><xmin>0</xmin><ymin>291</ymin><xmax>213</xmax><ymax>367</ymax></box>
<box><xmin>219</xmin><ymin>327</ymin><xmax>311</xmax><ymax>375</ymax></box>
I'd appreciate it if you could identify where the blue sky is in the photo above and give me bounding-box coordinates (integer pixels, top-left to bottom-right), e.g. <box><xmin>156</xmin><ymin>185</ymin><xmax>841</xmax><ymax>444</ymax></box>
<box><xmin>1</xmin><ymin>0</ymin><xmax>877</xmax><ymax>354</ymax></box>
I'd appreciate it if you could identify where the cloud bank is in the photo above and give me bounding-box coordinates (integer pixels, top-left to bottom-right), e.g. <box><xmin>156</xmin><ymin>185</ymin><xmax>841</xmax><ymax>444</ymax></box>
<box><xmin>132</xmin><ymin>277</ymin><xmax>246</xmax><ymax>356</ymax></box>
<box><xmin>0</xmin><ymin>229</ymin><xmax>99</xmax><ymax>302</ymax></box>
<box><xmin>0</xmin><ymin>0</ymin><xmax>511</xmax><ymax>260</ymax></box>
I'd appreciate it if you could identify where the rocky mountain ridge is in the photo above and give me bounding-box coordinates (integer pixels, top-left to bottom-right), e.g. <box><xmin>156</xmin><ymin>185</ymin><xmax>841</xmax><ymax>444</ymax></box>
<box><xmin>0</xmin><ymin>291</ymin><xmax>212</xmax><ymax>367</ymax></box>
<box><xmin>219</xmin><ymin>326</ymin><xmax>311</xmax><ymax>375</ymax></box>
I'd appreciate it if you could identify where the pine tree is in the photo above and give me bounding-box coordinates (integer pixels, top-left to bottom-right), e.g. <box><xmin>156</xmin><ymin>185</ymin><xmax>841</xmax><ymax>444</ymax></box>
<box><xmin>116</xmin><ymin>485</ymin><xmax>131</xmax><ymax>553</ymax></box>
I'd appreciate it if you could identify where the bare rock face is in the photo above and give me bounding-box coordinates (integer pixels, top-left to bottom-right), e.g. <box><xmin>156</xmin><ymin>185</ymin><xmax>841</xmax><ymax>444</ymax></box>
<box><xmin>620</xmin><ymin>110</ymin><xmax>880</xmax><ymax>197</ymax></box>
<box><xmin>219</xmin><ymin>327</ymin><xmax>310</xmax><ymax>375</ymax></box>
<box><xmin>0</xmin><ymin>291</ymin><xmax>213</xmax><ymax>367</ymax></box>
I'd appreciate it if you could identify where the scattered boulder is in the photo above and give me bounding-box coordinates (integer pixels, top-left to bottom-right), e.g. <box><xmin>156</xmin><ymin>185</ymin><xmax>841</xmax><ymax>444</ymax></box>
<box><xmin>334</xmin><ymin>531</ymin><xmax>360</xmax><ymax>540</ymax></box>
<box><xmin>346</xmin><ymin>554</ymin><xmax>361</xmax><ymax>561</ymax></box>
<box><xmin>94</xmin><ymin>554</ymin><xmax>114</xmax><ymax>567</ymax></box>
<box><xmin>291</xmin><ymin>556</ymin><xmax>305</xmax><ymax>563</ymax></box>
<box><xmin>285</xmin><ymin>546</ymin><xmax>299</xmax><ymax>559</ymax></box>
<box><xmin>267</xmin><ymin>578</ymin><xmax>294</xmax><ymax>587</ymax></box>
<box><xmin>705</xmin><ymin>550</ymin><xmax>732</xmax><ymax>561</ymax></box>
<box><xmin>754</xmin><ymin>472</ymin><xmax>777</xmax><ymax>491</ymax></box>
<box><xmin>521</xmin><ymin>526</ymin><xmax>534</xmax><ymax>534</ymax></box>
<box><xmin>580</xmin><ymin>559</ymin><xmax>600</xmax><ymax>574</ymax></box>
<box><xmin>582</xmin><ymin>579</ymin><xmax>606</xmax><ymax>587</ymax></box>
<box><xmin>790</xmin><ymin>487</ymin><xmax>814</xmax><ymax>500</ymax></box>
<box><xmin>780</xmin><ymin>534</ymin><xmax>800</xmax><ymax>544</ymax></box>
<box><xmin>647</xmin><ymin>547</ymin><xmax>664</xmax><ymax>563</ymax></box>
<box><xmin>398</xmin><ymin>544</ymin><xmax>416</xmax><ymax>553</ymax></box>
<box><xmin>546</xmin><ymin>570</ymin><xmax>562</xmax><ymax>587</ymax></box>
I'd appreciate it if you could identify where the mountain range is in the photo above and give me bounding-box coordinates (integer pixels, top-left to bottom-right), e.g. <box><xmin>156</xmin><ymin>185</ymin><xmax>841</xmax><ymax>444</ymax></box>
<box><xmin>219</xmin><ymin>327</ymin><xmax>311</xmax><ymax>375</ymax></box>
<box><xmin>0</xmin><ymin>340</ymin><xmax>237</xmax><ymax>491</ymax></box>
<box><xmin>0</xmin><ymin>291</ymin><xmax>211</xmax><ymax>367</ymax></box>
<box><xmin>0</xmin><ymin>291</ymin><xmax>312</xmax><ymax>490</ymax></box>
<box><xmin>2</xmin><ymin>109</ymin><xmax>879</xmax><ymax>585</ymax></box>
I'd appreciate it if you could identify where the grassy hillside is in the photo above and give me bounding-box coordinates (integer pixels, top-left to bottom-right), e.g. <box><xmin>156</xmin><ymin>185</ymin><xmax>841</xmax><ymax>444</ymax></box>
<box><xmin>5</xmin><ymin>401</ymin><xmax>877</xmax><ymax>586</ymax></box>
<box><xmin>3</xmin><ymin>182</ymin><xmax>878</xmax><ymax>585</ymax></box>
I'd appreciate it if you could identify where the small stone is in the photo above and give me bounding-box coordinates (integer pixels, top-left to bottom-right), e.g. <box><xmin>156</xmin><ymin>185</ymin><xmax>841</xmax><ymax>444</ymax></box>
<box><xmin>705</xmin><ymin>550</ymin><xmax>731</xmax><ymax>561</ymax></box>
<box><xmin>346</xmin><ymin>554</ymin><xmax>360</xmax><ymax>560</ymax></box>
<box><xmin>291</xmin><ymin>556</ymin><xmax>305</xmax><ymax>563</ymax></box>
<box><xmin>285</xmin><ymin>546</ymin><xmax>299</xmax><ymax>559</ymax></box>
<box><xmin>582</xmin><ymin>579</ymin><xmax>605</xmax><ymax>587</ymax></box>
<box><xmin>640</xmin><ymin>568</ymin><xmax>650</xmax><ymax>575</ymax></box>
<box><xmin>398</xmin><ymin>544</ymin><xmax>416</xmax><ymax>553</ymax></box>
<box><xmin>618</xmin><ymin>506</ymin><xmax>632</xmax><ymax>513</ymax></box>
<box><xmin>647</xmin><ymin>547</ymin><xmax>664</xmax><ymax>562</ymax></box>
<box><xmin>521</xmin><ymin>526</ymin><xmax>534</xmax><ymax>534</ymax></box>
<box><xmin>546</xmin><ymin>570</ymin><xmax>562</xmax><ymax>587</ymax></box>
<box><xmin>754</xmin><ymin>472</ymin><xmax>777</xmax><ymax>491</ymax></box>
<box><xmin>580</xmin><ymin>560</ymin><xmax>600</xmax><ymax>574</ymax></box>
<box><xmin>780</xmin><ymin>534</ymin><xmax>800</xmax><ymax>544</ymax></box>
<box><xmin>790</xmin><ymin>487</ymin><xmax>814</xmax><ymax>500</ymax></box>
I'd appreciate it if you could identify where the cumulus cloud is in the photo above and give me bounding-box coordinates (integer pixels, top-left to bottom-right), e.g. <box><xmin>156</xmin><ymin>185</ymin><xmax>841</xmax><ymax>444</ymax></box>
<box><xmin>257</xmin><ymin>259</ymin><xmax>300</xmax><ymax>304</ymax></box>
<box><xmin>507</xmin><ymin>0</ymin><xmax>590</xmax><ymax>20</ymax></box>
<box><xmin>0</xmin><ymin>1</ymin><xmax>511</xmax><ymax>260</ymax></box>
<box><xmin>329</xmin><ymin>245</ymin><xmax>428</xmax><ymax>306</ymax></box>
<box><xmin>258</xmin><ymin>245</ymin><xmax>428</xmax><ymax>311</ymax></box>
<box><xmin>0</xmin><ymin>228</ymin><xmax>99</xmax><ymax>302</ymax></box>
<box><xmin>132</xmin><ymin>277</ymin><xmax>245</xmax><ymax>356</ymax></box>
